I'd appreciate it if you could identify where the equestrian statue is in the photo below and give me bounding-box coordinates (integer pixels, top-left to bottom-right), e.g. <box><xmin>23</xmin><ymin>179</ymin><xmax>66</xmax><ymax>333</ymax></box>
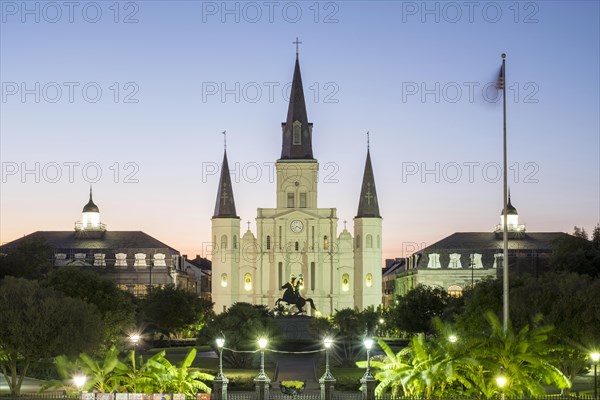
<box><xmin>275</xmin><ymin>274</ymin><xmax>318</xmax><ymax>315</ymax></box>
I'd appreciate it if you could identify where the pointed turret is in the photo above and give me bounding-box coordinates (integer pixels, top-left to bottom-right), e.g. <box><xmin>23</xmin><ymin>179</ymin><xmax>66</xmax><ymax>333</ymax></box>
<box><xmin>280</xmin><ymin>56</ymin><xmax>314</xmax><ymax>160</ymax></box>
<box><xmin>213</xmin><ymin>151</ymin><xmax>238</xmax><ymax>218</ymax></box>
<box><xmin>82</xmin><ymin>186</ymin><xmax>99</xmax><ymax>213</ymax></box>
<box><xmin>356</xmin><ymin>149</ymin><xmax>381</xmax><ymax>218</ymax></box>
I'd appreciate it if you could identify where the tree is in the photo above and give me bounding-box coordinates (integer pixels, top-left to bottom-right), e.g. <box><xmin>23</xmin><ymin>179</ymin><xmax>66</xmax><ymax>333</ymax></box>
<box><xmin>0</xmin><ymin>238</ymin><xmax>52</xmax><ymax>280</ymax></box>
<box><xmin>0</xmin><ymin>277</ymin><xmax>104</xmax><ymax>395</ymax></box>
<box><xmin>467</xmin><ymin>312</ymin><xmax>570</xmax><ymax>397</ymax></box>
<box><xmin>550</xmin><ymin>227</ymin><xmax>600</xmax><ymax>277</ymax></box>
<box><xmin>47</xmin><ymin>266</ymin><xmax>136</xmax><ymax>347</ymax></box>
<box><xmin>390</xmin><ymin>285</ymin><xmax>459</xmax><ymax>336</ymax></box>
<box><xmin>139</xmin><ymin>285</ymin><xmax>214</xmax><ymax>339</ymax></box>
<box><xmin>199</xmin><ymin>302</ymin><xmax>280</xmax><ymax>368</ymax></box>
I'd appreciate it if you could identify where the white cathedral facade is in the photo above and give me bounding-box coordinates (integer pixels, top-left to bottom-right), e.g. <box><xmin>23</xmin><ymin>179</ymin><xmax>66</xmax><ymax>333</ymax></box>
<box><xmin>210</xmin><ymin>54</ymin><xmax>383</xmax><ymax>316</ymax></box>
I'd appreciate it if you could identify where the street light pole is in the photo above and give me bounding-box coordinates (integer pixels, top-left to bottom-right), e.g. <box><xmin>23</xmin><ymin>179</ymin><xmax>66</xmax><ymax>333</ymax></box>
<box><xmin>496</xmin><ymin>367</ymin><xmax>507</xmax><ymax>400</ymax></box>
<box><xmin>591</xmin><ymin>352</ymin><xmax>599</xmax><ymax>399</ymax></box>
<box><xmin>320</xmin><ymin>338</ymin><xmax>336</xmax><ymax>400</ymax></box>
<box><xmin>255</xmin><ymin>338</ymin><xmax>270</xmax><ymax>400</ymax></box>
<box><xmin>213</xmin><ymin>337</ymin><xmax>228</xmax><ymax>400</ymax></box>
<box><xmin>361</xmin><ymin>338</ymin><xmax>376</xmax><ymax>400</ymax></box>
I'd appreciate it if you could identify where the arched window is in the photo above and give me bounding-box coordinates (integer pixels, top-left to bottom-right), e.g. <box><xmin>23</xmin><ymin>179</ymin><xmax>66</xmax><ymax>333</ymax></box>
<box><xmin>377</xmin><ymin>235</ymin><xmax>380</xmax><ymax>249</ymax></box>
<box><xmin>341</xmin><ymin>273</ymin><xmax>350</xmax><ymax>292</ymax></box>
<box><xmin>448</xmin><ymin>285</ymin><xmax>463</xmax><ymax>297</ymax></box>
<box><xmin>323</xmin><ymin>236</ymin><xmax>329</xmax><ymax>250</ymax></box>
<box><xmin>356</xmin><ymin>235</ymin><xmax>361</xmax><ymax>248</ymax></box>
<box><xmin>220</xmin><ymin>273</ymin><xmax>228</xmax><ymax>288</ymax></box>
<box><xmin>233</xmin><ymin>235</ymin><xmax>238</xmax><ymax>249</ymax></box>
<box><xmin>366</xmin><ymin>234</ymin><xmax>373</xmax><ymax>248</ymax></box>
<box><xmin>278</xmin><ymin>262</ymin><xmax>283</xmax><ymax>287</ymax></box>
<box><xmin>365</xmin><ymin>273</ymin><xmax>373</xmax><ymax>287</ymax></box>
<box><xmin>244</xmin><ymin>273</ymin><xmax>252</xmax><ymax>291</ymax></box>
<box><xmin>295</xmin><ymin>241</ymin><xmax>299</xmax><ymax>251</ymax></box>
<box><xmin>310</xmin><ymin>262</ymin><xmax>315</xmax><ymax>291</ymax></box>
<box><xmin>266</xmin><ymin>235</ymin><xmax>271</xmax><ymax>250</ymax></box>
<box><xmin>221</xmin><ymin>235</ymin><xmax>228</xmax><ymax>250</ymax></box>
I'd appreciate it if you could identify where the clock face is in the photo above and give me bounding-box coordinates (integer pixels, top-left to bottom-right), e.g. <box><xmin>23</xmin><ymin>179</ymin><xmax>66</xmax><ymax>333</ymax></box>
<box><xmin>290</xmin><ymin>219</ymin><xmax>304</xmax><ymax>233</ymax></box>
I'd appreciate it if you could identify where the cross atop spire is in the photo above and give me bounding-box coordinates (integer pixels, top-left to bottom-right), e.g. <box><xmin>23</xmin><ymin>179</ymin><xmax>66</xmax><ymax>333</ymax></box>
<box><xmin>222</xmin><ymin>130</ymin><xmax>226</xmax><ymax>150</ymax></box>
<box><xmin>247</xmin><ymin>221</ymin><xmax>251</xmax><ymax>231</ymax></box>
<box><xmin>366</xmin><ymin>131</ymin><xmax>370</xmax><ymax>150</ymax></box>
<box><xmin>293</xmin><ymin>37</ymin><xmax>302</xmax><ymax>58</ymax></box>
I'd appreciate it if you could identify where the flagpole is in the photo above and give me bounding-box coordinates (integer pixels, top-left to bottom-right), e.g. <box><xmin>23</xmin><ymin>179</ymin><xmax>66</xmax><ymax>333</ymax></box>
<box><xmin>501</xmin><ymin>53</ymin><xmax>509</xmax><ymax>334</ymax></box>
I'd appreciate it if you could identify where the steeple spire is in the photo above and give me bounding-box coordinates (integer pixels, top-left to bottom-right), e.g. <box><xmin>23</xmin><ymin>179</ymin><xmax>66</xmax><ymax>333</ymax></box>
<box><xmin>356</xmin><ymin>146</ymin><xmax>381</xmax><ymax>218</ymax></box>
<box><xmin>213</xmin><ymin>150</ymin><xmax>238</xmax><ymax>218</ymax></box>
<box><xmin>82</xmin><ymin>185</ymin><xmax>99</xmax><ymax>213</ymax></box>
<box><xmin>280</xmin><ymin>53</ymin><xmax>314</xmax><ymax>160</ymax></box>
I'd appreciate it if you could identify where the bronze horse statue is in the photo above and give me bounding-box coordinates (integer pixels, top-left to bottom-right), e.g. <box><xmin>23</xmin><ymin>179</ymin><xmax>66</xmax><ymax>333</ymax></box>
<box><xmin>275</xmin><ymin>280</ymin><xmax>318</xmax><ymax>315</ymax></box>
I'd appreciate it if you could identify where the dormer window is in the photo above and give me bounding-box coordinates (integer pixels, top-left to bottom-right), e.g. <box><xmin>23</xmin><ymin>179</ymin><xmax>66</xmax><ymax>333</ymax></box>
<box><xmin>293</xmin><ymin>121</ymin><xmax>302</xmax><ymax>145</ymax></box>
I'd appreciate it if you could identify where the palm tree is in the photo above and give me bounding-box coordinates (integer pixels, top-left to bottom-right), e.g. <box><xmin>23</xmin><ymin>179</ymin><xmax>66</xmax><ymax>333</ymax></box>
<box><xmin>159</xmin><ymin>348</ymin><xmax>214</xmax><ymax>396</ymax></box>
<box><xmin>468</xmin><ymin>312</ymin><xmax>571</xmax><ymax>397</ymax></box>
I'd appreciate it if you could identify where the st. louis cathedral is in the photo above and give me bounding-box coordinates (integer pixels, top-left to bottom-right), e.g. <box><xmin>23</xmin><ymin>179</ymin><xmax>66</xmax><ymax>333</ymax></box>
<box><xmin>210</xmin><ymin>54</ymin><xmax>383</xmax><ymax>316</ymax></box>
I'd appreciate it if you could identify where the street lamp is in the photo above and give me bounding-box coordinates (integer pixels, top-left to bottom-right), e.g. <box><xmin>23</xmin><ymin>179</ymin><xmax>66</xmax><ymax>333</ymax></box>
<box><xmin>591</xmin><ymin>352</ymin><xmax>599</xmax><ymax>399</ymax></box>
<box><xmin>216</xmin><ymin>337</ymin><xmax>225</xmax><ymax>379</ymax></box>
<box><xmin>448</xmin><ymin>335</ymin><xmax>458</xmax><ymax>343</ymax></box>
<box><xmin>129</xmin><ymin>333</ymin><xmax>141</xmax><ymax>351</ymax></box>
<box><xmin>322</xmin><ymin>338</ymin><xmax>334</xmax><ymax>380</ymax></box>
<box><xmin>257</xmin><ymin>338</ymin><xmax>269</xmax><ymax>380</ymax></box>
<box><xmin>73</xmin><ymin>374</ymin><xmax>86</xmax><ymax>400</ymax></box>
<box><xmin>363</xmin><ymin>338</ymin><xmax>374</xmax><ymax>379</ymax></box>
<box><xmin>496</xmin><ymin>367</ymin><xmax>507</xmax><ymax>400</ymax></box>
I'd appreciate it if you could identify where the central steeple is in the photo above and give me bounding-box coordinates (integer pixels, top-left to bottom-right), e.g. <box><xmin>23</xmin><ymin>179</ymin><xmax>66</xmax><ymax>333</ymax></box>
<box><xmin>280</xmin><ymin>54</ymin><xmax>314</xmax><ymax>160</ymax></box>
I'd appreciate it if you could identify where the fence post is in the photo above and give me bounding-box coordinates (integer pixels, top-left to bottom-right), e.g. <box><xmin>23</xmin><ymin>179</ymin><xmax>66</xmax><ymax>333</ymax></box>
<box><xmin>212</xmin><ymin>376</ymin><xmax>229</xmax><ymax>400</ymax></box>
<box><xmin>254</xmin><ymin>377</ymin><xmax>270</xmax><ymax>400</ymax></box>
<box><xmin>360</xmin><ymin>375</ymin><xmax>376</xmax><ymax>400</ymax></box>
<box><xmin>319</xmin><ymin>376</ymin><xmax>336</xmax><ymax>400</ymax></box>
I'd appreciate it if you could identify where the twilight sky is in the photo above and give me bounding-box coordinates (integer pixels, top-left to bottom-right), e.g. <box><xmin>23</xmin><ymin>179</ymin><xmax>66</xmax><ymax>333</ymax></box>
<box><xmin>1</xmin><ymin>1</ymin><xmax>599</xmax><ymax>261</ymax></box>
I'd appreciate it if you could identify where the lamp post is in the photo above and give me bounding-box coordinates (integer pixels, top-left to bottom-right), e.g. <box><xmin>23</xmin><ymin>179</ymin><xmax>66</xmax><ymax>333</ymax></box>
<box><xmin>591</xmin><ymin>352</ymin><xmax>599</xmax><ymax>399</ymax></box>
<box><xmin>254</xmin><ymin>337</ymin><xmax>270</xmax><ymax>400</ymax></box>
<box><xmin>73</xmin><ymin>374</ymin><xmax>86</xmax><ymax>400</ymax></box>
<box><xmin>213</xmin><ymin>337</ymin><xmax>228</xmax><ymax>400</ymax></box>
<box><xmin>448</xmin><ymin>335</ymin><xmax>458</xmax><ymax>343</ymax></box>
<box><xmin>496</xmin><ymin>367</ymin><xmax>507</xmax><ymax>400</ymax></box>
<box><xmin>361</xmin><ymin>338</ymin><xmax>376</xmax><ymax>400</ymax></box>
<box><xmin>320</xmin><ymin>338</ymin><xmax>336</xmax><ymax>400</ymax></box>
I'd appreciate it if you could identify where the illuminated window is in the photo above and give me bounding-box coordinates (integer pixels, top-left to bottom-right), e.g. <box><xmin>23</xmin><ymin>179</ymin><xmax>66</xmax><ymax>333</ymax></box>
<box><xmin>287</xmin><ymin>192</ymin><xmax>294</xmax><ymax>208</ymax></box>
<box><xmin>448</xmin><ymin>285</ymin><xmax>463</xmax><ymax>297</ymax></box>
<box><xmin>366</xmin><ymin>273</ymin><xmax>373</xmax><ymax>287</ymax></box>
<box><xmin>115</xmin><ymin>253</ymin><xmax>127</xmax><ymax>267</ymax></box>
<box><xmin>323</xmin><ymin>236</ymin><xmax>329</xmax><ymax>250</ymax></box>
<box><xmin>341</xmin><ymin>273</ymin><xmax>350</xmax><ymax>292</ymax></box>
<box><xmin>356</xmin><ymin>235</ymin><xmax>361</xmax><ymax>248</ymax></box>
<box><xmin>221</xmin><ymin>235</ymin><xmax>228</xmax><ymax>250</ymax></box>
<box><xmin>449</xmin><ymin>253</ymin><xmax>462</xmax><ymax>269</ymax></box>
<box><xmin>293</xmin><ymin>121</ymin><xmax>301</xmax><ymax>145</ymax></box>
<box><xmin>220</xmin><ymin>273</ymin><xmax>228</xmax><ymax>287</ymax></box>
<box><xmin>266</xmin><ymin>235</ymin><xmax>271</xmax><ymax>250</ymax></box>
<box><xmin>244</xmin><ymin>273</ymin><xmax>252</xmax><ymax>291</ymax></box>
<box><xmin>366</xmin><ymin>234</ymin><xmax>373</xmax><ymax>248</ymax></box>
<box><xmin>134</xmin><ymin>253</ymin><xmax>147</xmax><ymax>267</ymax></box>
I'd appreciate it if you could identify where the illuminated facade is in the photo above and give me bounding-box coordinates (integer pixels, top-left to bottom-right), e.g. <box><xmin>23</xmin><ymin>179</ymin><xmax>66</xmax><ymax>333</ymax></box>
<box><xmin>210</xmin><ymin>55</ymin><xmax>383</xmax><ymax>315</ymax></box>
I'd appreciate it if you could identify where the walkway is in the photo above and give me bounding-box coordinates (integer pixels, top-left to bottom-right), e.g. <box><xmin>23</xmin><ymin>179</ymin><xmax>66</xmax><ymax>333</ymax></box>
<box><xmin>273</xmin><ymin>353</ymin><xmax>320</xmax><ymax>392</ymax></box>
